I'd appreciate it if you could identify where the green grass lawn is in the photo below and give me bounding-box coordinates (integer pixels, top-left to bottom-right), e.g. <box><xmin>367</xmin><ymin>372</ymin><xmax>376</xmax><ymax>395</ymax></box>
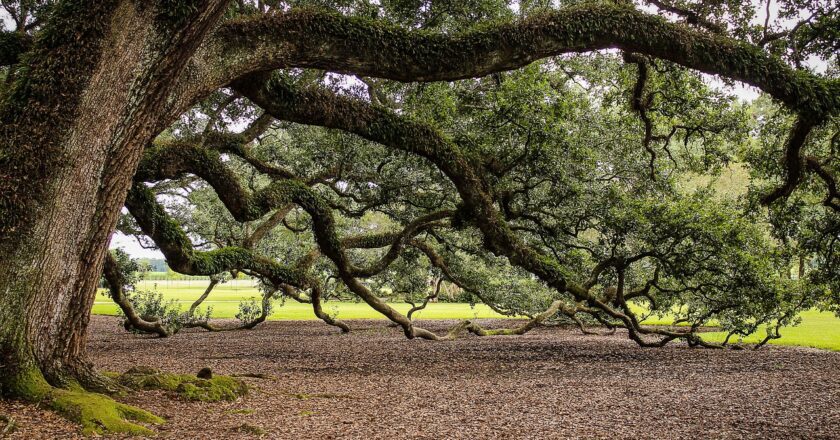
<box><xmin>92</xmin><ymin>280</ymin><xmax>507</xmax><ymax>321</ymax></box>
<box><xmin>94</xmin><ymin>280</ymin><xmax>840</xmax><ymax>350</ymax></box>
<box><xmin>701</xmin><ymin>309</ymin><xmax>840</xmax><ymax>351</ymax></box>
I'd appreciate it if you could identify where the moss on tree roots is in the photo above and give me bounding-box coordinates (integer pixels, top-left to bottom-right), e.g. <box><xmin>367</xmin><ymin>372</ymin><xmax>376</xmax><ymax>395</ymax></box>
<box><xmin>50</xmin><ymin>389</ymin><xmax>164</xmax><ymax>436</ymax></box>
<box><xmin>115</xmin><ymin>366</ymin><xmax>248</xmax><ymax>402</ymax></box>
<box><xmin>7</xmin><ymin>366</ymin><xmax>246</xmax><ymax>435</ymax></box>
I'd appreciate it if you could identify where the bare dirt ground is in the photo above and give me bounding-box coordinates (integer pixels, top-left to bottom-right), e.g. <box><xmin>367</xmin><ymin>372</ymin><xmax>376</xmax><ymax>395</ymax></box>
<box><xmin>2</xmin><ymin>316</ymin><xmax>839</xmax><ymax>439</ymax></box>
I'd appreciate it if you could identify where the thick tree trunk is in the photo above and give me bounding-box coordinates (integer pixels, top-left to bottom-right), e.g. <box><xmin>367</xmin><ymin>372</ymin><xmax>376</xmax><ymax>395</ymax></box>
<box><xmin>0</xmin><ymin>0</ymin><xmax>229</xmax><ymax>396</ymax></box>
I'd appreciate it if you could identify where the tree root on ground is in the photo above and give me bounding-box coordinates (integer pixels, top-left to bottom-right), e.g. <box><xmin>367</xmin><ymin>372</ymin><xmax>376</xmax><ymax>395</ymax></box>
<box><xmin>6</xmin><ymin>365</ymin><xmax>248</xmax><ymax>436</ymax></box>
<box><xmin>49</xmin><ymin>388</ymin><xmax>164</xmax><ymax>436</ymax></box>
<box><xmin>114</xmin><ymin>366</ymin><xmax>248</xmax><ymax>402</ymax></box>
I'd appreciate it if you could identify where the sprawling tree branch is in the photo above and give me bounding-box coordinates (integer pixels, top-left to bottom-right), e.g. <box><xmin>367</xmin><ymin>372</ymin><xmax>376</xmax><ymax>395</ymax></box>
<box><xmin>236</xmin><ymin>75</ymin><xmax>733</xmax><ymax>347</ymax></box>
<box><xmin>235</xmin><ymin>74</ymin><xmax>579</xmax><ymax>301</ymax></box>
<box><xmin>124</xmin><ymin>183</ymin><xmax>307</xmax><ymax>288</ymax></box>
<box><xmin>760</xmin><ymin>117</ymin><xmax>817</xmax><ymax>206</ymax></box>
<box><xmin>186</xmin><ymin>4</ymin><xmax>838</xmax><ymax>119</ymax></box>
<box><xmin>805</xmin><ymin>156</ymin><xmax>840</xmax><ymax>211</ymax></box>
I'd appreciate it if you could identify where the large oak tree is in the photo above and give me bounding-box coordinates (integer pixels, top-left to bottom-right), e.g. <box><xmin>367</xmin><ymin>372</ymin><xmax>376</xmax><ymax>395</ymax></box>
<box><xmin>0</xmin><ymin>0</ymin><xmax>837</xmax><ymax>433</ymax></box>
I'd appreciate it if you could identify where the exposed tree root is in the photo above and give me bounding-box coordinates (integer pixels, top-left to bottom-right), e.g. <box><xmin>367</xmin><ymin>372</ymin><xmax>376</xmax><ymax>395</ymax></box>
<box><xmin>7</xmin><ymin>367</ymin><xmax>164</xmax><ymax>436</ymax></box>
<box><xmin>49</xmin><ymin>388</ymin><xmax>164</xmax><ymax>436</ymax></box>
<box><xmin>114</xmin><ymin>367</ymin><xmax>248</xmax><ymax>402</ymax></box>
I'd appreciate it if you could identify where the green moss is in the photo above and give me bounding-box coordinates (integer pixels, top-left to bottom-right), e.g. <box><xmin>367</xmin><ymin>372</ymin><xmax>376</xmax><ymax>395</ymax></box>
<box><xmin>235</xmin><ymin>423</ymin><xmax>266</xmax><ymax>435</ymax></box>
<box><xmin>116</xmin><ymin>368</ymin><xmax>248</xmax><ymax>402</ymax></box>
<box><xmin>50</xmin><ymin>389</ymin><xmax>164</xmax><ymax>436</ymax></box>
<box><xmin>226</xmin><ymin>408</ymin><xmax>255</xmax><ymax>415</ymax></box>
<box><xmin>7</xmin><ymin>366</ymin><xmax>52</xmax><ymax>400</ymax></box>
<box><xmin>176</xmin><ymin>376</ymin><xmax>248</xmax><ymax>402</ymax></box>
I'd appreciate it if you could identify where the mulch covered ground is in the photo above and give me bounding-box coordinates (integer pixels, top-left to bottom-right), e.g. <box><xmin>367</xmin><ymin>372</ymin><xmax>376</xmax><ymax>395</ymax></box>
<box><xmin>2</xmin><ymin>316</ymin><xmax>838</xmax><ymax>439</ymax></box>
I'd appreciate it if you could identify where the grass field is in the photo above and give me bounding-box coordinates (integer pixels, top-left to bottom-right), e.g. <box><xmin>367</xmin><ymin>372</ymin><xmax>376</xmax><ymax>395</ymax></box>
<box><xmin>93</xmin><ymin>280</ymin><xmax>840</xmax><ymax>351</ymax></box>
<box><xmin>701</xmin><ymin>310</ymin><xmax>840</xmax><ymax>351</ymax></box>
<box><xmin>92</xmin><ymin>279</ymin><xmax>507</xmax><ymax>321</ymax></box>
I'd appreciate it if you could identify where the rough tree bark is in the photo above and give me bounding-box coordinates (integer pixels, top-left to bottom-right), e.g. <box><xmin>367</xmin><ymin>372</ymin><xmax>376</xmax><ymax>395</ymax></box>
<box><xmin>0</xmin><ymin>0</ymin><xmax>230</xmax><ymax>400</ymax></box>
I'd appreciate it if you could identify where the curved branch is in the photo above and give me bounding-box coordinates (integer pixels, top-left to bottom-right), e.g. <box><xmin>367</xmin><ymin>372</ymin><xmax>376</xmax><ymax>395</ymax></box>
<box><xmin>187</xmin><ymin>276</ymin><xmax>221</xmax><ymax>316</ymax></box>
<box><xmin>124</xmin><ymin>183</ymin><xmax>307</xmax><ymax>288</ymax></box>
<box><xmin>805</xmin><ymin>156</ymin><xmax>840</xmax><ymax>212</ymax></box>
<box><xmin>102</xmin><ymin>253</ymin><xmax>171</xmax><ymax>337</ymax></box>
<box><xmin>189</xmin><ymin>4</ymin><xmax>838</xmax><ymax>118</ymax></box>
<box><xmin>294</xmin><ymin>283</ymin><xmax>351</xmax><ymax>333</ymax></box>
<box><xmin>406</xmin><ymin>278</ymin><xmax>443</xmax><ymax>321</ymax></box>
<box><xmin>235</xmin><ymin>75</ymin><xmax>577</xmax><ymax>301</ymax></box>
<box><xmin>760</xmin><ymin>117</ymin><xmax>816</xmax><ymax>206</ymax></box>
<box><xmin>238</xmin><ymin>77</ymin><xmax>735</xmax><ymax>347</ymax></box>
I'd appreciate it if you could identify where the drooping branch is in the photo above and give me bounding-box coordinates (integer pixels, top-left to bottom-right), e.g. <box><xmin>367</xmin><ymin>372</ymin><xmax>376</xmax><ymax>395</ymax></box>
<box><xmin>238</xmin><ymin>76</ymin><xmax>737</xmax><ymax>347</ymax></box>
<box><xmin>235</xmin><ymin>75</ymin><xmax>578</xmax><ymax>302</ymax></box>
<box><xmin>624</xmin><ymin>52</ymin><xmax>658</xmax><ymax>179</ymax></box>
<box><xmin>124</xmin><ymin>183</ymin><xmax>307</xmax><ymax>288</ymax></box>
<box><xmin>102</xmin><ymin>253</ymin><xmax>171</xmax><ymax>337</ymax></box>
<box><xmin>760</xmin><ymin>117</ymin><xmax>817</xmax><ymax>206</ymax></box>
<box><xmin>132</xmin><ymin>138</ymin><xmax>444</xmax><ymax>339</ymax></box>
<box><xmin>805</xmin><ymin>156</ymin><xmax>840</xmax><ymax>212</ymax></box>
<box><xmin>279</xmin><ymin>283</ymin><xmax>351</xmax><ymax>333</ymax></box>
<box><xmin>409</xmin><ymin>239</ymin><xmax>534</xmax><ymax>319</ymax></box>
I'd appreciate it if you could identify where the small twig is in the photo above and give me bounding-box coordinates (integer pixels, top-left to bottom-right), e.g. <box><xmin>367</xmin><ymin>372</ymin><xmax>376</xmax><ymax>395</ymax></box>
<box><xmin>1</xmin><ymin>413</ymin><xmax>16</xmax><ymax>436</ymax></box>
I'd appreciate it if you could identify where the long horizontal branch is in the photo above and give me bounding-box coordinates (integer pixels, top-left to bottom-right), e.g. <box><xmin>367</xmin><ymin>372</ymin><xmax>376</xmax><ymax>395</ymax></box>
<box><xmin>190</xmin><ymin>3</ymin><xmax>838</xmax><ymax>118</ymax></box>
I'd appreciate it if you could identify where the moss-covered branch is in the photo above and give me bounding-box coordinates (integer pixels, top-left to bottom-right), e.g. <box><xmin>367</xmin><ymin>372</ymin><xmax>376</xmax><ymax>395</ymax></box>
<box><xmin>198</xmin><ymin>3</ymin><xmax>838</xmax><ymax>118</ymax></box>
<box><xmin>124</xmin><ymin>183</ymin><xmax>307</xmax><ymax>287</ymax></box>
<box><xmin>236</xmin><ymin>75</ymin><xmax>576</xmax><ymax>299</ymax></box>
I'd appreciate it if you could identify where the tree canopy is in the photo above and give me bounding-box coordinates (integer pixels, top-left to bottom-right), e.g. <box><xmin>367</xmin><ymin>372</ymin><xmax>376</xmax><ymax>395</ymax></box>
<box><xmin>51</xmin><ymin>0</ymin><xmax>832</xmax><ymax>346</ymax></box>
